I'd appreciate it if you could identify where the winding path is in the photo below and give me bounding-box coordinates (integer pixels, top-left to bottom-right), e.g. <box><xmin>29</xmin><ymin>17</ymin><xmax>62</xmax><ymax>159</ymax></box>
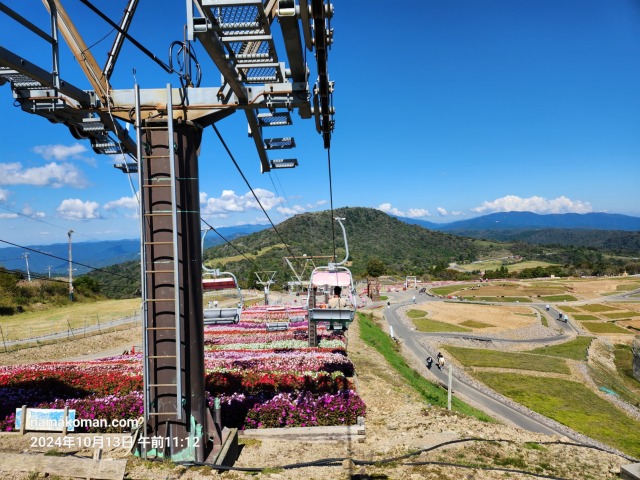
<box><xmin>381</xmin><ymin>292</ymin><xmax>591</xmax><ymax>440</ymax></box>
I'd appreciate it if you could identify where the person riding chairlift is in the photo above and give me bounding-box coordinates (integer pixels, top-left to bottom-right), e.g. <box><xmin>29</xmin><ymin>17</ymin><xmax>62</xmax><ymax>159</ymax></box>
<box><xmin>328</xmin><ymin>286</ymin><xmax>350</xmax><ymax>309</ymax></box>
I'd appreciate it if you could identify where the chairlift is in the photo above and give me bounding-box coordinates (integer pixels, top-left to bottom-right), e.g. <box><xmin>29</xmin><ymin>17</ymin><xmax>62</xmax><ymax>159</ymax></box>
<box><xmin>307</xmin><ymin>218</ymin><xmax>357</xmax><ymax>331</ymax></box>
<box><xmin>201</xmin><ymin>228</ymin><xmax>243</xmax><ymax>325</ymax></box>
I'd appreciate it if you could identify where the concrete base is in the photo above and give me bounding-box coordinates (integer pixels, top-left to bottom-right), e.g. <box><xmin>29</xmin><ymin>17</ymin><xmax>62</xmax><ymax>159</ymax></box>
<box><xmin>206</xmin><ymin>427</ymin><xmax>238</xmax><ymax>467</ymax></box>
<box><xmin>621</xmin><ymin>463</ymin><xmax>640</xmax><ymax>480</ymax></box>
<box><xmin>239</xmin><ymin>424</ymin><xmax>366</xmax><ymax>442</ymax></box>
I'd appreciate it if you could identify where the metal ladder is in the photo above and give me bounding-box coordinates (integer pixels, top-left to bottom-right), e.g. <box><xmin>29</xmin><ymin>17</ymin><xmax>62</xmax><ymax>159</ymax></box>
<box><xmin>135</xmin><ymin>85</ymin><xmax>183</xmax><ymax>448</ymax></box>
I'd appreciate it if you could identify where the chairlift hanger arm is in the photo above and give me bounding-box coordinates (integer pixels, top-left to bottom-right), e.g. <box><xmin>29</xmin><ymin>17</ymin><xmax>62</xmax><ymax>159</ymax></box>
<box><xmin>333</xmin><ymin>217</ymin><xmax>348</xmax><ymax>266</ymax></box>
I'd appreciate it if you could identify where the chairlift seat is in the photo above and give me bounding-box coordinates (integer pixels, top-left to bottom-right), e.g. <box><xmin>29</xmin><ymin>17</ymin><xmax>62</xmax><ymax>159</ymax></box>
<box><xmin>203</xmin><ymin>278</ymin><xmax>237</xmax><ymax>291</ymax></box>
<box><xmin>203</xmin><ymin>307</ymin><xmax>240</xmax><ymax>324</ymax></box>
<box><xmin>309</xmin><ymin>307</ymin><xmax>354</xmax><ymax>331</ymax></box>
<box><xmin>266</xmin><ymin>322</ymin><xmax>289</xmax><ymax>332</ymax></box>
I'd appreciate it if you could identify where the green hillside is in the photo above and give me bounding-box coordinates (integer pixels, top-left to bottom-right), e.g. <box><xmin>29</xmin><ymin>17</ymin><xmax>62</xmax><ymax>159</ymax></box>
<box><xmin>73</xmin><ymin>207</ymin><xmax>640</xmax><ymax>299</ymax></box>
<box><xmin>202</xmin><ymin>207</ymin><xmax>486</xmax><ymax>287</ymax></box>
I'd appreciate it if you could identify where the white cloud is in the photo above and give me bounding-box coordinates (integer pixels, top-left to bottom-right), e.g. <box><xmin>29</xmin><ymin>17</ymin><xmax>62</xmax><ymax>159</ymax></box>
<box><xmin>56</xmin><ymin>199</ymin><xmax>101</xmax><ymax>220</ymax></box>
<box><xmin>277</xmin><ymin>205</ymin><xmax>306</xmax><ymax>216</ymax></box>
<box><xmin>200</xmin><ymin>189</ymin><xmax>284</xmax><ymax>217</ymax></box>
<box><xmin>0</xmin><ymin>213</ymin><xmax>18</xmax><ymax>219</ymax></box>
<box><xmin>104</xmin><ymin>196</ymin><xmax>139</xmax><ymax>210</ymax></box>
<box><xmin>472</xmin><ymin>195</ymin><xmax>593</xmax><ymax>214</ymax></box>
<box><xmin>0</xmin><ymin>162</ymin><xmax>89</xmax><ymax>188</ymax></box>
<box><xmin>33</xmin><ymin>143</ymin><xmax>87</xmax><ymax>161</ymax></box>
<box><xmin>21</xmin><ymin>205</ymin><xmax>45</xmax><ymax>218</ymax></box>
<box><xmin>377</xmin><ymin>203</ymin><xmax>430</xmax><ymax>218</ymax></box>
<box><xmin>0</xmin><ymin>188</ymin><xmax>9</xmax><ymax>202</ymax></box>
<box><xmin>436</xmin><ymin>207</ymin><xmax>448</xmax><ymax>216</ymax></box>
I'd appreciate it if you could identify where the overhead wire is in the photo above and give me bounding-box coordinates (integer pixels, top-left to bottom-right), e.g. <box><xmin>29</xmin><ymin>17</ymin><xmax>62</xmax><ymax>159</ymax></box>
<box><xmin>0</xmin><ymin>239</ymin><xmax>136</xmax><ymax>281</ymax></box>
<box><xmin>267</xmin><ymin>171</ymin><xmax>293</xmax><ymax>221</ymax></box>
<box><xmin>211</xmin><ymin>124</ymin><xmax>298</xmax><ymax>260</ymax></box>
<box><xmin>145</xmin><ymin>436</ymin><xmax>636</xmax><ymax>478</ymax></box>
<box><xmin>200</xmin><ymin>218</ymin><xmax>262</xmax><ymax>272</ymax></box>
<box><xmin>0</xmin><ymin>266</ymin><xmax>77</xmax><ymax>286</ymax></box>
<box><xmin>326</xmin><ymin>146</ymin><xmax>337</xmax><ymax>260</ymax></box>
<box><xmin>0</xmin><ymin>205</ymin><xmax>102</xmax><ymax>242</ymax></box>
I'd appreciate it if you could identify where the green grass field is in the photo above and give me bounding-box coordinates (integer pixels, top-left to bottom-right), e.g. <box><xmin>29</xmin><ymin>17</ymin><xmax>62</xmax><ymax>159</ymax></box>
<box><xmin>580</xmin><ymin>304</ymin><xmax>620</xmax><ymax>312</ymax></box>
<box><xmin>465</xmin><ymin>296</ymin><xmax>532</xmax><ymax>303</ymax></box>
<box><xmin>573</xmin><ymin>314</ymin><xmax>599</xmax><ymax>321</ymax></box>
<box><xmin>528</xmin><ymin>337</ymin><xmax>593</xmax><ymax>361</ymax></box>
<box><xmin>540</xmin><ymin>295</ymin><xmax>578</xmax><ymax>302</ymax></box>
<box><xmin>474</xmin><ymin>373</ymin><xmax>640</xmax><ymax>458</ymax></box>
<box><xmin>0</xmin><ymin>298</ymin><xmax>141</xmax><ymax>341</ymax></box>
<box><xmin>589</xmin><ymin>344</ymin><xmax>640</xmax><ymax>410</ymax></box>
<box><xmin>556</xmin><ymin>306</ymin><xmax>579</xmax><ymax>313</ymax></box>
<box><xmin>580</xmin><ymin>322</ymin><xmax>633</xmax><ymax>335</ymax></box>
<box><xmin>460</xmin><ymin>320</ymin><xmax>493</xmax><ymax>328</ymax></box>
<box><xmin>602</xmin><ymin>311</ymin><xmax>638</xmax><ymax>320</ymax></box>
<box><xmin>444</xmin><ymin>346</ymin><xmax>571</xmax><ymax>374</ymax></box>
<box><xmin>412</xmin><ymin>318</ymin><xmax>471</xmax><ymax>333</ymax></box>
<box><xmin>431</xmin><ymin>284</ymin><xmax>476</xmax><ymax>296</ymax></box>
<box><xmin>406</xmin><ymin>309</ymin><xmax>427</xmax><ymax>318</ymax></box>
<box><xmin>614</xmin><ymin>282</ymin><xmax>640</xmax><ymax>292</ymax></box>
<box><xmin>357</xmin><ymin>314</ymin><xmax>493</xmax><ymax>422</ymax></box>
<box><xmin>613</xmin><ymin>344</ymin><xmax>640</xmax><ymax>405</ymax></box>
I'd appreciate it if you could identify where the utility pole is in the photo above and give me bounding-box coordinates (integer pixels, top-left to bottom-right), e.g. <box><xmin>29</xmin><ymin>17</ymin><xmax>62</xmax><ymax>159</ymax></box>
<box><xmin>68</xmin><ymin>230</ymin><xmax>74</xmax><ymax>301</ymax></box>
<box><xmin>22</xmin><ymin>253</ymin><xmax>31</xmax><ymax>282</ymax></box>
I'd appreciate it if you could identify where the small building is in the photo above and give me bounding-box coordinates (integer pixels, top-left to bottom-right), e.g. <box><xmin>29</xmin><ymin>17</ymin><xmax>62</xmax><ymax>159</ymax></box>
<box><xmin>367</xmin><ymin>277</ymin><xmax>381</xmax><ymax>301</ymax></box>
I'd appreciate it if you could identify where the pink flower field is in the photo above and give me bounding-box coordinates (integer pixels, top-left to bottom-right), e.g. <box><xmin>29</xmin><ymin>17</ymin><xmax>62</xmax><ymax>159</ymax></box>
<box><xmin>0</xmin><ymin>306</ymin><xmax>365</xmax><ymax>431</ymax></box>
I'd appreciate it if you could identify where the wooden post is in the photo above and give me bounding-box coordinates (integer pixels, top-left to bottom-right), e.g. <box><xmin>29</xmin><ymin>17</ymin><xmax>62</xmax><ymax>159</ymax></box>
<box><xmin>62</xmin><ymin>406</ymin><xmax>68</xmax><ymax>436</ymax></box>
<box><xmin>20</xmin><ymin>405</ymin><xmax>26</xmax><ymax>435</ymax></box>
<box><xmin>66</xmin><ymin>320</ymin><xmax>75</xmax><ymax>339</ymax></box>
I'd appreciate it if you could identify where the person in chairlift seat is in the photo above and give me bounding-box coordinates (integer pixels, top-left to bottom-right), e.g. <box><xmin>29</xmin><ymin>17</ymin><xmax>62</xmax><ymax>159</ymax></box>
<box><xmin>328</xmin><ymin>286</ymin><xmax>351</xmax><ymax>309</ymax></box>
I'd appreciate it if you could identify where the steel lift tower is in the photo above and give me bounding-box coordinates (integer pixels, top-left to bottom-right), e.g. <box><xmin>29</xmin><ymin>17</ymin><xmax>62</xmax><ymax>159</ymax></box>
<box><xmin>0</xmin><ymin>0</ymin><xmax>335</xmax><ymax>463</ymax></box>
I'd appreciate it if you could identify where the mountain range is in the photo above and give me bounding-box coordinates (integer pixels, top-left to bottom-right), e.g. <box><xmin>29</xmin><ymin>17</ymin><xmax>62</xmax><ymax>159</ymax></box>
<box><xmin>397</xmin><ymin>211</ymin><xmax>640</xmax><ymax>232</ymax></box>
<box><xmin>0</xmin><ymin>224</ymin><xmax>268</xmax><ymax>276</ymax></box>
<box><xmin>2</xmin><ymin>211</ymin><xmax>639</xmax><ymax>278</ymax></box>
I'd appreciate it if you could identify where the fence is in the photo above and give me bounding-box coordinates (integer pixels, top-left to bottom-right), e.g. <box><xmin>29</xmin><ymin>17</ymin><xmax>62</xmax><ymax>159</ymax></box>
<box><xmin>0</xmin><ymin>310</ymin><xmax>142</xmax><ymax>352</ymax></box>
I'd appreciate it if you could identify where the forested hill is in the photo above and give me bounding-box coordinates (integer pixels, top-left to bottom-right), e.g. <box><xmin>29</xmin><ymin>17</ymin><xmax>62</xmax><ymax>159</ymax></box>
<box><xmin>203</xmin><ymin>207</ymin><xmax>482</xmax><ymax>282</ymax></box>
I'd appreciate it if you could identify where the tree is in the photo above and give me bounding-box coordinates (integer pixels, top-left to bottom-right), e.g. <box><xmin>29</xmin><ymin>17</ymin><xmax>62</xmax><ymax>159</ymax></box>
<box><xmin>365</xmin><ymin>258</ymin><xmax>386</xmax><ymax>277</ymax></box>
<box><xmin>74</xmin><ymin>275</ymin><xmax>100</xmax><ymax>294</ymax></box>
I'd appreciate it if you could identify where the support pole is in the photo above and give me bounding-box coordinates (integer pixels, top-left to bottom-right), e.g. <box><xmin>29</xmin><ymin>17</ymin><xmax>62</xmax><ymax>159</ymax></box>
<box><xmin>140</xmin><ymin>117</ymin><xmax>206</xmax><ymax>462</ymax></box>
<box><xmin>447</xmin><ymin>365</ymin><xmax>453</xmax><ymax>411</ymax></box>
<box><xmin>68</xmin><ymin>230</ymin><xmax>74</xmax><ymax>301</ymax></box>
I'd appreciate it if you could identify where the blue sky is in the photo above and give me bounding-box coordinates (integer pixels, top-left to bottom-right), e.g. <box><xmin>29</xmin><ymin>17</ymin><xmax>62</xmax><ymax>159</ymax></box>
<box><xmin>1</xmin><ymin>0</ymin><xmax>640</xmax><ymax>247</ymax></box>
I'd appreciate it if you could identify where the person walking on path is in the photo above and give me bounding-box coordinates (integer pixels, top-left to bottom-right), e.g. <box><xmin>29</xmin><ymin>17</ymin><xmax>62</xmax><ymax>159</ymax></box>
<box><xmin>437</xmin><ymin>352</ymin><xmax>445</xmax><ymax>370</ymax></box>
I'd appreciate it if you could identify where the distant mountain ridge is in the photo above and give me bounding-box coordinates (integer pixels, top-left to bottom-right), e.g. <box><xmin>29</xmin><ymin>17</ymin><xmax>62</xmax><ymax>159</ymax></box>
<box><xmin>0</xmin><ymin>224</ymin><xmax>269</xmax><ymax>276</ymax></box>
<box><xmin>398</xmin><ymin>211</ymin><xmax>640</xmax><ymax>232</ymax></box>
<box><xmin>5</xmin><ymin>211</ymin><xmax>640</xmax><ymax>278</ymax></box>
<box><xmin>396</xmin><ymin>211</ymin><xmax>640</xmax><ymax>254</ymax></box>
